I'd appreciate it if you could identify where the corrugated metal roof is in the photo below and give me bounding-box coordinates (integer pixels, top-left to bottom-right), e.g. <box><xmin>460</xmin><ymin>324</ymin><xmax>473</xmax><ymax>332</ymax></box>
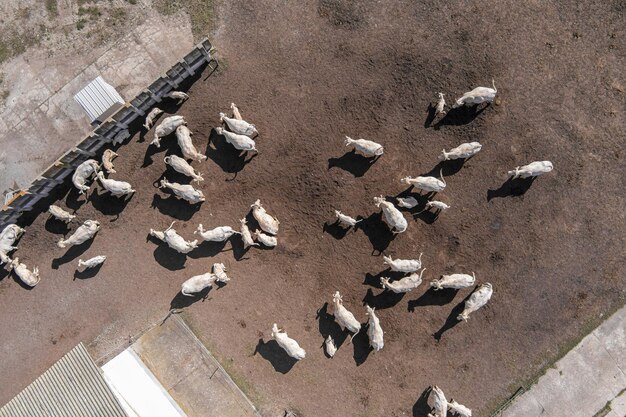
<box><xmin>0</xmin><ymin>343</ymin><xmax>128</xmax><ymax>417</ymax></box>
<box><xmin>74</xmin><ymin>76</ymin><xmax>124</xmax><ymax>122</ymax></box>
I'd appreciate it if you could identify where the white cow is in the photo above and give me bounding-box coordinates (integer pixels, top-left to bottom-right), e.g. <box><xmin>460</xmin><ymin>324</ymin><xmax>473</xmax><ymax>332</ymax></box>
<box><xmin>452</xmin><ymin>80</ymin><xmax>497</xmax><ymax>108</ymax></box>
<box><xmin>448</xmin><ymin>400</ymin><xmax>472</xmax><ymax>417</ymax></box>
<box><xmin>181</xmin><ymin>272</ymin><xmax>227</xmax><ymax>296</ymax></box>
<box><xmin>166</xmin><ymin>91</ymin><xmax>189</xmax><ymax>104</ymax></box>
<box><xmin>426</xmin><ymin>201</ymin><xmax>450</xmax><ymax>211</ymax></box>
<box><xmin>383</xmin><ymin>253</ymin><xmax>423</xmax><ymax>273</ymax></box>
<box><xmin>335</xmin><ymin>210</ymin><xmax>361</xmax><ymax>228</ymax></box>
<box><xmin>435</xmin><ymin>93</ymin><xmax>446</xmax><ymax>116</ymax></box>
<box><xmin>151</xmin><ymin>115</ymin><xmax>187</xmax><ymax>147</ymax></box>
<box><xmin>215</xmin><ymin>127</ymin><xmax>257</xmax><ymax>152</ymax></box>
<box><xmin>48</xmin><ymin>205</ymin><xmax>75</xmax><ymax>223</ymax></box>
<box><xmin>401</xmin><ymin>171</ymin><xmax>446</xmax><ymax>193</ymax></box>
<box><xmin>164</xmin><ymin>155</ymin><xmax>204</xmax><ymax>182</ymax></box>
<box><xmin>143</xmin><ymin>107</ymin><xmax>163</xmax><ymax>130</ymax></box>
<box><xmin>194</xmin><ymin>224</ymin><xmax>240</xmax><ymax>242</ymax></box>
<box><xmin>271</xmin><ymin>323</ymin><xmax>306</xmax><ymax>360</ymax></box>
<box><xmin>380</xmin><ymin>269</ymin><xmax>426</xmax><ymax>293</ymax></box>
<box><xmin>230</xmin><ymin>102</ymin><xmax>242</xmax><ymax>120</ymax></box>
<box><xmin>251</xmin><ymin>199</ymin><xmax>279</xmax><ymax>235</ymax></box>
<box><xmin>374</xmin><ymin>196</ymin><xmax>407</xmax><ymax>234</ymax></box>
<box><xmin>78</xmin><ymin>255</ymin><xmax>106</xmax><ymax>269</ymax></box>
<box><xmin>159</xmin><ymin>179</ymin><xmax>205</xmax><ymax>204</ymax></box>
<box><xmin>430</xmin><ymin>273</ymin><xmax>476</xmax><ymax>290</ymax></box>
<box><xmin>325</xmin><ymin>335</ymin><xmax>337</xmax><ymax>358</ymax></box>
<box><xmin>344</xmin><ymin>136</ymin><xmax>384</xmax><ymax>157</ymax></box>
<box><xmin>0</xmin><ymin>224</ymin><xmax>24</xmax><ymax>264</ymax></box>
<box><xmin>428</xmin><ymin>385</ymin><xmax>448</xmax><ymax>417</ymax></box>
<box><xmin>457</xmin><ymin>283</ymin><xmax>493</xmax><ymax>321</ymax></box>
<box><xmin>239</xmin><ymin>218</ymin><xmax>259</xmax><ymax>249</ymax></box>
<box><xmin>253</xmin><ymin>230</ymin><xmax>277</xmax><ymax>247</ymax></box>
<box><xmin>220</xmin><ymin>112</ymin><xmax>258</xmax><ymax>137</ymax></box>
<box><xmin>96</xmin><ymin>172</ymin><xmax>135</xmax><ymax>197</ymax></box>
<box><xmin>9</xmin><ymin>258</ymin><xmax>40</xmax><ymax>287</ymax></box>
<box><xmin>365</xmin><ymin>305</ymin><xmax>383</xmax><ymax>352</ymax></box>
<box><xmin>331</xmin><ymin>291</ymin><xmax>361</xmax><ymax>338</ymax></box>
<box><xmin>438</xmin><ymin>142</ymin><xmax>482</xmax><ymax>161</ymax></box>
<box><xmin>149</xmin><ymin>221</ymin><xmax>198</xmax><ymax>254</ymax></box>
<box><xmin>176</xmin><ymin>126</ymin><xmax>207</xmax><ymax>162</ymax></box>
<box><xmin>396</xmin><ymin>197</ymin><xmax>419</xmax><ymax>209</ymax></box>
<box><xmin>72</xmin><ymin>159</ymin><xmax>100</xmax><ymax>194</ymax></box>
<box><xmin>508</xmin><ymin>161</ymin><xmax>553</xmax><ymax>179</ymax></box>
<box><xmin>213</xmin><ymin>262</ymin><xmax>230</xmax><ymax>282</ymax></box>
<box><xmin>57</xmin><ymin>220</ymin><xmax>100</xmax><ymax>249</ymax></box>
<box><xmin>102</xmin><ymin>149</ymin><xmax>118</xmax><ymax>174</ymax></box>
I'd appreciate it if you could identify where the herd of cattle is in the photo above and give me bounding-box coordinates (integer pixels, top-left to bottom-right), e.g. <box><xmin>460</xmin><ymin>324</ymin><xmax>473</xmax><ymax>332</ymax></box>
<box><xmin>0</xmin><ymin>80</ymin><xmax>554</xmax><ymax>416</ymax></box>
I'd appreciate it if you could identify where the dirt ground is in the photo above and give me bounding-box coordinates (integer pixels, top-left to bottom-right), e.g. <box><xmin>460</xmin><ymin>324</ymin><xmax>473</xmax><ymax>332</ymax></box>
<box><xmin>0</xmin><ymin>1</ymin><xmax>624</xmax><ymax>416</ymax></box>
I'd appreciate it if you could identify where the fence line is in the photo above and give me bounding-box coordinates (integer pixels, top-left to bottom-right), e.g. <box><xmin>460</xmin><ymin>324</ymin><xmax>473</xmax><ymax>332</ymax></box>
<box><xmin>0</xmin><ymin>38</ymin><xmax>218</xmax><ymax>231</ymax></box>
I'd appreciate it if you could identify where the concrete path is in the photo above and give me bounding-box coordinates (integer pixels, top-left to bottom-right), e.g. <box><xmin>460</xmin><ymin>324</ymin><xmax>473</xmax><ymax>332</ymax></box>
<box><xmin>0</xmin><ymin>12</ymin><xmax>192</xmax><ymax>194</ymax></box>
<box><xmin>128</xmin><ymin>314</ymin><xmax>260</xmax><ymax>417</ymax></box>
<box><xmin>502</xmin><ymin>306</ymin><xmax>625</xmax><ymax>417</ymax></box>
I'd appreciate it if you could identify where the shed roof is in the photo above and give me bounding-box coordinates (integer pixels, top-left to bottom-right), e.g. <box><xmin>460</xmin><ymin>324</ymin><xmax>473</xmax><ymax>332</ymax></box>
<box><xmin>0</xmin><ymin>343</ymin><xmax>128</xmax><ymax>417</ymax></box>
<box><xmin>74</xmin><ymin>76</ymin><xmax>125</xmax><ymax>122</ymax></box>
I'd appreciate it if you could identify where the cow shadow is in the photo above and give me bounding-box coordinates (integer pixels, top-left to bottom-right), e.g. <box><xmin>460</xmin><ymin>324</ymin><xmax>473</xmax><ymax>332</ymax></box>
<box><xmin>52</xmin><ymin>239</ymin><xmax>94</xmax><ymax>269</ymax></box>
<box><xmin>230</xmin><ymin>235</ymin><xmax>253</xmax><ymax>261</ymax></box>
<box><xmin>170</xmin><ymin>285</ymin><xmax>217</xmax><ymax>310</ymax></box>
<box><xmin>64</xmin><ymin>187</ymin><xmax>89</xmax><ymax>211</ymax></box>
<box><xmin>328</xmin><ymin>150</ymin><xmax>380</xmax><ymax>177</ymax></box>
<box><xmin>408</xmin><ymin>288</ymin><xmax>459</xmax><ymax>312</ymax></box>
<box><xmin>206</xmin><ymin>129</ymin><xmax>257</xmax><ymax>177</ymax></box>
<box><xmin>148</xmin><ymin>234</ymin><xmax>188</xmax><ymax>271</ymax></box>
<box><xmin>89</xmin><ymin>189</ymin><xmax>134</xmax><ymax>220</ymax></box>
<box><xmin>487</xmin><ymin>177</ymin><xmax>536</xmax><ymax>201</ymax></box>
<box><xmin>433</xmin><ymin>103</ymin><xmax>489</xmax><ymax>129</ymax></box>
<box><xmin>317</xmin><ymin>303</ymin><xmax>349</xmax><ymax>354</ymax></box>
<box><xmin>412</xmin><ymin>387</ymin><xmax>432</xmax><ymax>417</ymax></box>
<box><xmin>352</xmin><ymin>327</ymin><xmax>372</xmax><ymax>366</ymax></box>
<box><xmin>362</xmin><ymin>269</ymin><xmax>402</xmax><ymax>289</ymax></box>
<box><xmin>363</xmin><ymin>287</ymin><xmax>405</xmax><ymax>310</ymax></box>
<box><xmin>188</xmin><ymin>239</ymin><xmax>230</xmax><ymax>259</ymax></box>
<box><xmin>254</xmin><ymin>339</ymin><xmax>299</xmax><ymax>374</ymax></box>
<box><xmin>422</xmin><ymin>159</ymin><xmax>467</xmax><ymax>178</ymax></box>
<box><xmin>322</xmin><ymin>220</ymin><xmax>353</xmax><ymax>240</ymax></box>
<box><xmin>45</xmin><ymin>217</ymin><xmax>71</xmax><ymax>235</ymax></box>
<box><xmin>0</xmin><ymin>267</ymin><xmax>10</xmax><ymax>282</ymax></box>
<box><xmin>424</xmin><ymin>103</ymin><xmax>438</xmax><ymax>128</ymax></box>
<box><xmin>141</xmin><ymin>133</ymin><xmax>180</xmax><ymax>168</ymax></box>
<box><xmin>355</xmin><ymin>212</ymin><xmax>396</xmax><ymax>255</ymax></box>
<box><xmin>433</xmin><ymin>292</ymin><xmax>474</xmax><ymax>341</ymax></box>
<box><xmin>151</xmin><ymin>194</ymin><xmax>202</xmax><ymax>221</ymax></box>
<box><xmin>73</xmin><ymin>263</ymin><xmax>104</xmax><ymax>280</ymax></box>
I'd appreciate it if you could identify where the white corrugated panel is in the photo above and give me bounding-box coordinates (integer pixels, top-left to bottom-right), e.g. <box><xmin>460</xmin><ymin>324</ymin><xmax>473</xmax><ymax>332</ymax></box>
<box><xmin>102</xmin><ymin>349</ymin><xmax>187</xmax><ymax>417</ymax></box>
<box><xmin>73</xmin><ymin>76</ymin><xmax>124</xmax><ymax>122</ymax></box>
<box><xmin>0</xmin><ymin>343</ymin><xmax>128</xmax><ymax>417</ymax></box>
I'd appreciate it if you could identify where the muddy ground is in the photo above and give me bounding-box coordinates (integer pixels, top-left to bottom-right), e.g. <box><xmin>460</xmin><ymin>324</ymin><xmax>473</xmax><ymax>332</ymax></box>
<box><xmin>0</xmin><ymin>1</ymin><xmax>624</xmax><ymax>416</ymax></box>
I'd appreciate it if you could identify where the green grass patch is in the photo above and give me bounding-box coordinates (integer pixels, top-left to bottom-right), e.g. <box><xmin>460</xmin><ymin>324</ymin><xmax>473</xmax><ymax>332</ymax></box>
<box><xmin>78</xmin><ymin>6</ymin><xmax>101</xmax><ymax>20</ymax></box>
<box><xmin>45</xmin><ymin>0</ymin><xmax>59</xmax><ymax>17</ymax></box>
<box><xmin>154</xmin><ymin>0</ymin><xmax>215</xmax><ymax>40</ymax></box>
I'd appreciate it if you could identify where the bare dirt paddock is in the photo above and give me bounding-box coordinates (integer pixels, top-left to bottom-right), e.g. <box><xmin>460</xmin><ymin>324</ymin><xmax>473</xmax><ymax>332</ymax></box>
<box><xmin>1</xmin><ymin>1</ymin><xmax>624</xmax><ymax>416</ymax></box>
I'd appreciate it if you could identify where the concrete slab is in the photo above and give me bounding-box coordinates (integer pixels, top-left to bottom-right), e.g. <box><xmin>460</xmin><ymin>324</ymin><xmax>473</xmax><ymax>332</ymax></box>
<box><xmin>593</xmin><ymin>308</ymin><xmax>626</xmax><ymax>372</ymax></box>
<box><xmin>131</xmin><ymin>315</ymin><xmax>260</xmax><ymax>417</ymax></box>
<box><xmin>501</xmin><ymin>391</ymin><xmax>545</xmax><ymax>417</ymax></box>
<box><xmin>502</xmin><ymin>306</ymin><xmax>626</xmax><ymax>417</ymax></box>
<box><xmin>0</xmin><ymin>12</ymin><xmax>193</xmax><ymax>194</ymax></box>
<box><xmin>606</xmin><ymin>389</ymin><xmax>626</xmax><ymax>417</ymax></box>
